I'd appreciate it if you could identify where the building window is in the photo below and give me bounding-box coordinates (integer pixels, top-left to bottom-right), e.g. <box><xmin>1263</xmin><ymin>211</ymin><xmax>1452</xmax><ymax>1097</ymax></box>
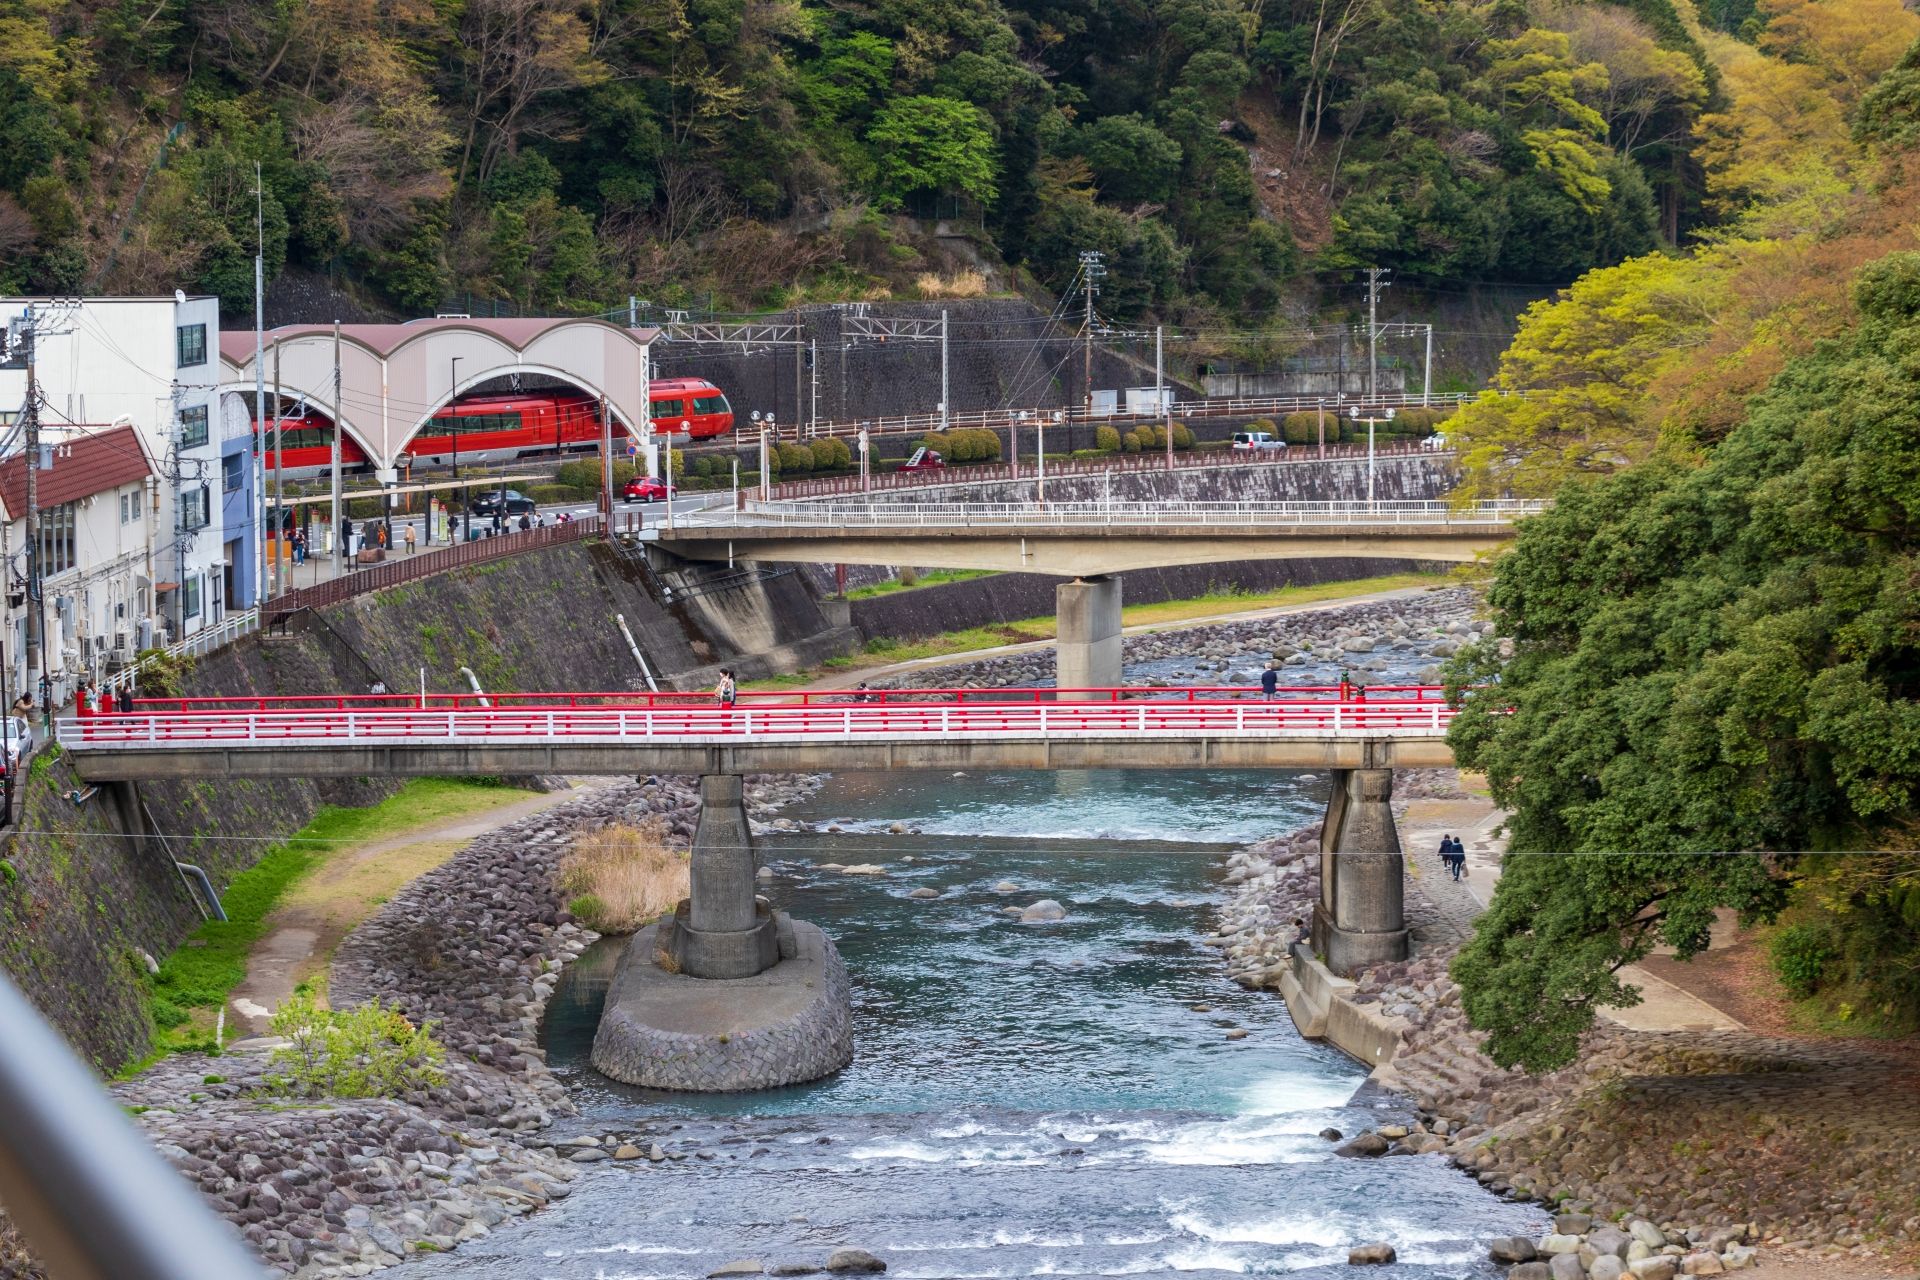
<box><xmin>182</xmin><ymin>575</ymin><xmax>201</xmax><ymax>619</ymax></box>
<box><xmin>180</xmin><ymin>485</ymin><xmax>211</xmax><ymax>532</ymax></box>
<box><xmin>180</xmin><ymin>405</ymin><xmax>208</xmax><ymax>448</ymax></box>
<box><xmin>37</xmin><ymin>503</ymin><xmax>76</xmax><ymax>576</ymax></box>
<box><xmin>121</xmin><ymin>490</ymin><xmax>144</xmax><ymax>524</ymax></box>
<box><xmin>177</xmin><ymin>323</ymin><xmax>207</xmax><ymax>367</ymax></box>
<box><xmin>223</xmin><ymin>452</ymin><xmax>245</xmax><ymax>493</ymax></box>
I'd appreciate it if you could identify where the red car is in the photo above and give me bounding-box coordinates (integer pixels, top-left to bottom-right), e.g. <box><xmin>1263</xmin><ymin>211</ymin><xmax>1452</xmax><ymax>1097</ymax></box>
<box><xmin>899</xmin><ymin>447</ymin><xmax>945</xmax><ymax>472</ymax></box>
<box><xmin>623</xmin><ymin>476</ymin><xmax>675</xmax><ymax>502</ymax></box>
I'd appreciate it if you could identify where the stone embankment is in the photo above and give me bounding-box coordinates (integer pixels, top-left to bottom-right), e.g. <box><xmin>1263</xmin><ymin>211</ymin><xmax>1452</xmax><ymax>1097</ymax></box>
<box><xmin>0</xmin><ymin>773</ymin><xmax>818</xmax><ymax>1280</ymax></box>
<box><xmin>1214</xmin><ymin>770</ymin><xmax>1920</xmax><ymax>1271</ymax></box>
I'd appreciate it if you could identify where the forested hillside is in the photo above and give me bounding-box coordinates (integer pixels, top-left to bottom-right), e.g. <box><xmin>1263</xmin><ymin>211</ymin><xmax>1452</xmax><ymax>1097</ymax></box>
<box><xmin>0</xmin><ymin>0</ymin><xmax>1796</xmax><ymax>321</ymax></box>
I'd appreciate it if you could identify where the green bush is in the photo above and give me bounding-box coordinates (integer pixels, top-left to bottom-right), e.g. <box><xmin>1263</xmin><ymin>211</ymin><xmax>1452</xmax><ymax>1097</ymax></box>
<box><xmin>264</xmin><ymin>991</ymin><xmax>445</xmax><ymax>1100</ymax></box>
<box><xmin>1770</xmin><ymin>922</ymin><xmax>1838</xmax><ymax>998</ymax></box>
<box><xmin>812</xmin><ymin>437</ymin><xmax>853</xmax><ymax>470</ymax></box>
<box><xmin>524</xmin><ymin>483</ymin><xmax>583</xmax><ymax>505</ymax></box>
<box><xmin>554</xmin><ymin>460</ymin><xmax>603</xmax><ymax>489</ymax></box>
<box><xmin>1070</xmin><ymin>448</ymin><xmax>1108</xmax><ymax>460</ymax></box>
<box><xmin>776</xmin><ymin>441</ymin><xmax>815</xmax><ymax>474</ymax></box>
<box><xmin>1170</xmin><ymin>422</ymin><xmax>1194</xmax><ymax>449</ymax></box>
<box><xmin>942</xmin><ymin>427</ymin><xmax>1001</xmax><ymax>463</ymax></box>
<box><xmin>1095</xmin><ymin>424</ymin><xmax>1121</xmax><ymax>452</ymax></box>
<box><xmin>917</xmin><ymin>431</ymin><xmax>951</xmax><ymax>457</ymax></box>
<box><xmin>1280</xmin><ymin>411</ymin><xmax>1323</xmax><ymax>445</ymax></box>
<box><xmin>151</xmin><ymin>998</ymin><xmax>188</xmax><ymax>1029</ymax></box>
<box><xmin>568</xmin><ymin>893</ymin><xmax>610</xmax><ymax>929</ymax></box>
<box><xmin>667</xmin><ymin>448</ymin><xmax>686</xmax><ymax>480</ymax></box>
<box><xmin>1122</xmin><ymin>431</ymin><xmax>1144</xmax><ymax>453</ymax></box>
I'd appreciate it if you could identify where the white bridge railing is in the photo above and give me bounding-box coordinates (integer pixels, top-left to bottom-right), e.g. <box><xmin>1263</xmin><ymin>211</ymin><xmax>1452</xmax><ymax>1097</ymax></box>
<box><xmin>668</xmin><ymin>499</ymin><xmax>1546</xmax><ymax>532</ymax></box>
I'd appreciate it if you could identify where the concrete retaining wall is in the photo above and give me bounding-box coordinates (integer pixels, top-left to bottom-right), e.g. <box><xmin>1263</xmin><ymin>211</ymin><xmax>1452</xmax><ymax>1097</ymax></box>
<box><xmin>1279</xmin><ymin>944</ymin><xmax>1408</xmax><ymax>1072</ymax></box>
<box><xmin>857</xmin><ymin>455</ymin><xmax>1453</xmax><ymax>506</ymax></box>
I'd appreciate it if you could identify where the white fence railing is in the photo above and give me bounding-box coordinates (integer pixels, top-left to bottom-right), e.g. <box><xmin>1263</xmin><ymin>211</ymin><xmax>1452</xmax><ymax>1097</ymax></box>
<box><xmin>101</xmin><ymin>609</ymin><xmax>260</xmax><ymax>695</ymax></box>
<box><xmin>670</xmin><ymin>498</ymin><xmax>1545</xmax><ymax>532</ymax></box>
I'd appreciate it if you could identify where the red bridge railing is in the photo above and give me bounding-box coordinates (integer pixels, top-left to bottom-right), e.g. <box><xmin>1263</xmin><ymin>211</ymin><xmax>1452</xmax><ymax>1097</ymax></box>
<box><xmin>60</xmin><ymin>686</ymin><xmax>1463</xmax><ymax>748</ymax></box>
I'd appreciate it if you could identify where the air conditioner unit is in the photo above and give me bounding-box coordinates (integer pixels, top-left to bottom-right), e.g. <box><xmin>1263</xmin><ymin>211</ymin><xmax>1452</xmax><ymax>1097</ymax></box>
<box><xmin>92</xmin><ymin>634</ymin><xmax>107</xmax><ymax>653</ymax></box>
<box><xmin>111</xmin><ymin>632</ymin><xmax>132</xmax><ymax>660</ymax></box>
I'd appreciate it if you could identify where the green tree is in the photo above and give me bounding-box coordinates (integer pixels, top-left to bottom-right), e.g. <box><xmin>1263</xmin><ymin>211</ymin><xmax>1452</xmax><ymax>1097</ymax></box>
<box><xmin>1447</xmin><ymin>250</ymin><xmax>1920</xmax><ymax>1070</ymax></box>
<box><xmin>867</xmin><ymin>95</ymin><xmax>999</xmax><ymax>207</ymax></box>
<box><xmin>1074</xmin><ymin>115</ymin><xmax>1182</xmax><ymax>206</ymax></box>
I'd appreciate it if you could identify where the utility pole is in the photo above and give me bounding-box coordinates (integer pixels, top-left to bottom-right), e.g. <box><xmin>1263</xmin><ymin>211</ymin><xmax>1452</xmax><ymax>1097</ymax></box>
<box><xmin>1423</xmin><ymin>323</ymin><xmax>1433</xmax><ymax>407</ymax></box>
<box><xmin>1365</xmin><ymin>267</ymin><xmax>1390</xmax><ymax>402</ymax></box>
<box><xmin>809</xmin><ymin>338</ymin><xmax>819</xmax><ymax>431</ymax></box>
<box><xmin>1078</xmin><ymin>250</ymin><xmax>1105</xmax><ymax>415</ymax></box>
<box><xmin>939</xmin><ymin>309</ymin><xmax>949</xmax><ymax>434</ymax></box>
<box><xmin>271</xmin><ymin>343</ymin><xmax>283</xmax><ymax>583</ymax></box>
<box><xmin>20</xmin><ymin>308</ymin><xmax>42</xmax><ymax>719</ymax></box>
<box><xmin>1155</xmin><ymin>325</ymin><xmax>1168</xmax><ymax>473</ymax></box>
<box><xmin>253</xmin><ymin>162</ymin><xmax>267</xmax><ymax>609</ymax></box>
<box><xmin>330</xmin><ymin>322</ymin><xmax>343</xmax><ymax>567</ymax></box>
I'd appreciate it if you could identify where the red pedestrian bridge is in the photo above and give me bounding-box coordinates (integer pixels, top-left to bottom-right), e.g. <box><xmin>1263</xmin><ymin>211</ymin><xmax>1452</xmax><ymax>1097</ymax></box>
<box><xmin>59</xmin><ymin>685</ymin><xmax>1463</xmax><ymax>782</ymax></box>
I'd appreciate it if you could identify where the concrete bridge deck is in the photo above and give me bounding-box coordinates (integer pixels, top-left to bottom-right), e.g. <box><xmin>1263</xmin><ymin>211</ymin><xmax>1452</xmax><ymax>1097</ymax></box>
<box><xmin>647</xmin><ymin>499</ymin><xmax>1540</xmax><ymax>573</ymax></box>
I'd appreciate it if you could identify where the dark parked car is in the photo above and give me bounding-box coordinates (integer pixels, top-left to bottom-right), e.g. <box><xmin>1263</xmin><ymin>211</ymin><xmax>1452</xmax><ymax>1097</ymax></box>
<box><xmin>468</xmin><ymin>488</ymin><xmax>536</xmax><ymax>517</ymax></box>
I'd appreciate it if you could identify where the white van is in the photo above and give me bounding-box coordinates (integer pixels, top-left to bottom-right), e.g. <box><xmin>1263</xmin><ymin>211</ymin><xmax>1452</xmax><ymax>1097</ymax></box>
<box><xmin>1231</xmin><ymin>431</ymin><xmax>1286</xmax><ymax>451</ymax></box>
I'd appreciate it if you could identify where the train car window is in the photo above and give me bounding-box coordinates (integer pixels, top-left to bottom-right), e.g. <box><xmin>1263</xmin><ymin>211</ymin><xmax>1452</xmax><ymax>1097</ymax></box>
<box><xmin>692</xmin><ymin>395</ymin><xmax>729</xmax><ymax>415</ymax></box>
<box><xmin>651</xmin><ymin>398</ymin><xmax>685</xmax><ymax>419</ymax></box>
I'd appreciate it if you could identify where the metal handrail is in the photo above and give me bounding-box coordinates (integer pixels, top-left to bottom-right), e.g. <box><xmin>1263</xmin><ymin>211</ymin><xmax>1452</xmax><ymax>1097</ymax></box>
<box><xmin>102</xmin><ymin>609</ymin><xmax>262</xmax><ymax>695</ymax></box>
<box><xmin>669</xmin><ymin>498</ymin><xmax>1544</xmax><ymax>532</ymax></box>
<box><xmin>0</xmin><ymin>971</ymin><xmax>264</xmax><ymax>1279</ymax></box>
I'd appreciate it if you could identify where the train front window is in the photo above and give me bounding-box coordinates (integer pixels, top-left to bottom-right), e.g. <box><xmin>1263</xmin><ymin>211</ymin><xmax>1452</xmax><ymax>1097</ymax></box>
<box><xmin>692</xmin><ymin>395</ymin><xmax>729</xmax><ymax>416</ymax></box>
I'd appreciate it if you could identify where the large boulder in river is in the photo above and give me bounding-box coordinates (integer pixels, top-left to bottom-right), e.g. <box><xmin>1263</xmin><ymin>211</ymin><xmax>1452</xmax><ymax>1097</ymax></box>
<box><xmin>1020</xmin><ymin>899</ymin><xmax>1068</xmax><ymax>922</ymax></box>
<box><xmin>826</xmin><ymin>1249</ymin><xmax>887</xmax><ymax>1274</ymax></box>
<box><xmin>1349</xmin><ymin>1243</ymin><xmax>1397</xmax><ymax>1265</ymax></box>
<box><xmin>1334</xmin><ymin>1132</ymin><xmax>1390</xmax><ymax>1157</ymax></box>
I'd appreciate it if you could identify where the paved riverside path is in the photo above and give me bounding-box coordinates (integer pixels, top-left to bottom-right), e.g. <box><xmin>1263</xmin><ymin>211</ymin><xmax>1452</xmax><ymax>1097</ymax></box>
<box><xmin>1398</xmin><ymin>780</ymin><xmax>1742</xmax><ymax>1033</ymax></box>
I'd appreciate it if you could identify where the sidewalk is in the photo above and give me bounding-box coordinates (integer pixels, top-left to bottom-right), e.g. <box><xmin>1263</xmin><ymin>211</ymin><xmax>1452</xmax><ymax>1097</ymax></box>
<box><xmin>1398</xmin><ymin>780</ymin><xmax>1742</xmax><ymax>1033</ymax></box>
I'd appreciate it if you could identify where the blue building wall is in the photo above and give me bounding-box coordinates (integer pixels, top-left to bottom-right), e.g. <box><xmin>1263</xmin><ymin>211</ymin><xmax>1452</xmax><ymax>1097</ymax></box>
<box><xmin>218</xmin><ymin>415</ymin><xmax>260</xmax><ymax>611</ymax></box>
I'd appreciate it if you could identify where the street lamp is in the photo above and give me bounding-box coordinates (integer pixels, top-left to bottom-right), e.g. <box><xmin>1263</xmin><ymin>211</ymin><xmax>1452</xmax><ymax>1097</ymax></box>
<box><xmin>449</xmin><ymin>356</ymin><xmax>463</xmax><ymax>544</ymax></box>
<box><xmin>1349</xmin><ymin>404</ymin><xmax>1395</xmax><ymax>509</ymax></box>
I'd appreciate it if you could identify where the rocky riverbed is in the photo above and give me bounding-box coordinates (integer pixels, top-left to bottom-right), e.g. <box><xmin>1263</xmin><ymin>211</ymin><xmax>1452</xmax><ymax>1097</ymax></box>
<box><xmin>1214</xmin><ymin>769</ymin><xmax>1920</xmax><ymax>1272</ymax></box>
<box><xmin>0</xmin><ymin>773</ymin><xmax>821</xmax><ymax>1280</ymax></box>
<box><xmin>880</xmin><ymin>584</ymin><xmax>1489</xmax><ymax>689</ymax></box>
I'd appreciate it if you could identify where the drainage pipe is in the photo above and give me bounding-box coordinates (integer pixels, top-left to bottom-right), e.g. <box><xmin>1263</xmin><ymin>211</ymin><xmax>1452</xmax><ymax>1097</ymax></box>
<box><xmin>614</xmin><ymin>613</ymin><xmax>659</xmax><ymax>692</ymax></box>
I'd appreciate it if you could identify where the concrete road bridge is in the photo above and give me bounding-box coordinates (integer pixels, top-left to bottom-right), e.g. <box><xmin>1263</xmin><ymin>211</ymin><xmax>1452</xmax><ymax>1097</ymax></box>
<box><xmin>648</xmin><ymin>497</ymin><xmax>1541</xmax><ymax>689</ymax></box>
<box><xmin>62</xmin><ymin>685</ymin><xmax>1469</xmax><ymax>975</ymax></box>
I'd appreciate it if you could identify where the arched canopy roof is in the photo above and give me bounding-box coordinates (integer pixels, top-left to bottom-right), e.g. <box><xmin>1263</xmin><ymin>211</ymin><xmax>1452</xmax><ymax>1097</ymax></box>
<box><xmin>218</xmin><ymin>318</ymin><xmax>661</xmax><ymax>478</ymax></box>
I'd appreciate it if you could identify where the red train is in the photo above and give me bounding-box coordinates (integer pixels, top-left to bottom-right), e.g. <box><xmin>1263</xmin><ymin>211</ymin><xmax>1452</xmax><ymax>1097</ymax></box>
<box><xmin>254</xmin><ymin>379</ymin><xmax>734</xmax><ymax>476</ymax></box>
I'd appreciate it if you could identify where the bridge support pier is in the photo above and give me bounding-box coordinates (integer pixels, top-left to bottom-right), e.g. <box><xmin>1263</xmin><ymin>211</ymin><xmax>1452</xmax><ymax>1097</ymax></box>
<box><xmin>1311</xmin><ymin>768</ymin><xmax>1409</xmax><ymax>975</ymax></box>
<box><xmin>594</xmin><ymin>772</ymin><xmax>854</xmax><ymax>1091</ymax></box>
<box><xmin>659</xmin><ymin>774</ymin><xmax>780</xmax><ymax>979</ymax></box>
<box><xmin>1056</xmin><ymin>575</ymin><xmax>1122</xmax><ymax>696</ymax></box>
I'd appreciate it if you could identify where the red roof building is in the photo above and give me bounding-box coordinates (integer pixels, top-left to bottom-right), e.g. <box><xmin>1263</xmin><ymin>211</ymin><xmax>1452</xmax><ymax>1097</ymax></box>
<box><xmin>0</xmin><ymin>426</ymin><xmax>153</xmax><ymax>520</ymax></box>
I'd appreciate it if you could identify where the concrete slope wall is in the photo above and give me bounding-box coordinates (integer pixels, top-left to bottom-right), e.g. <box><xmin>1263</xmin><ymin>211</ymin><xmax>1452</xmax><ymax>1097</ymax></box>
<box><xmin>856</xmin><ymin>455</ymin><xmax>1454</xmax><ymax>506</ymax></box>
<box><xmin>2</xmin><ymin>537</ymin><xmax>854</xmax><ymax>1067</ymax></box>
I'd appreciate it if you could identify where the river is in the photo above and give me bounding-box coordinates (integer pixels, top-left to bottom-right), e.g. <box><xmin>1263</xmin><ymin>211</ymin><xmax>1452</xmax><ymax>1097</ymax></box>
<box><xmin>405</xmin><ymin>767</ymin><xmax>1544</xmax><ymax>1280</ymax></box>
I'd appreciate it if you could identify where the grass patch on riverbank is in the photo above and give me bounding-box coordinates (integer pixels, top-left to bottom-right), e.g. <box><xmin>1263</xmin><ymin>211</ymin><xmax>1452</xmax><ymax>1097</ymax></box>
<box><xmin>142</xmin><ymin>778</ymin><xmax>534</xmax><ymax>1057</ymax></box>
<box><xmin>845</xmin><ymin>568</ymin><xmax>997</xmax><ymax>599</ymax></box>
<box><xmin>744</xmin><ymin>572</ymin><xmax>1448</xmax><ymax>689</ymax></box>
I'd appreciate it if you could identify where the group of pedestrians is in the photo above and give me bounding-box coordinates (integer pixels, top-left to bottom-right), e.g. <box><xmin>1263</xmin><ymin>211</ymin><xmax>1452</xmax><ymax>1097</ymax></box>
<box><xmin>73</xmin><ymin>681</ymin><xmax>134</xmax><ymax>716</ymax></box>
<box><xmin>1437</xmin><ymin>833</ymin><xmax>1468</xmax><ymax>880</ymax></box>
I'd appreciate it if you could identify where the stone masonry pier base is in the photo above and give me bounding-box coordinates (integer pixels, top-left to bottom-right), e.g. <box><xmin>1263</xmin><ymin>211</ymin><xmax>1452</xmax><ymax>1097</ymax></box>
<box><xmin>591</xmin><ymin>915</ymin><xmax>853</xmax><ymax>1091</ymax></box>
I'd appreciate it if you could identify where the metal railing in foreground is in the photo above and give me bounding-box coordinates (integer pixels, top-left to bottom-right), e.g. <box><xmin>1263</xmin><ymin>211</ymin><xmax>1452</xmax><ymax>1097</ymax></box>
<box><xmin>672</xmin><ymin>499</ymin><xmax>1544</xmax><ymax>531</ymax></box>
<box><xmin>0</xmin><ymin>971</ymin><xmax>264</xmax><ymax>1279</ymax></box>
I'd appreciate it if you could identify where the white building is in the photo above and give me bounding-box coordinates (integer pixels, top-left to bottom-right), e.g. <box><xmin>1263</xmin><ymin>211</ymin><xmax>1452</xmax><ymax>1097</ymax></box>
<box><xmin>0</xmin><ymin>426</ymin><xmax>158</xmax><ymax>708</ymax></box>
<box><xmin>0</xmin><ymin>295</ymin><xmax>232</xmax><ymax>642</ymax></box>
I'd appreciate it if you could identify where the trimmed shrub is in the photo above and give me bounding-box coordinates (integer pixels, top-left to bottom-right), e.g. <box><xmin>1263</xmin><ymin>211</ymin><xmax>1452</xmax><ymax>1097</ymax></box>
<box><xmin>1122</xmin><ymin>431</ymin><xmax>1144</xmax><ymax>453</ymax></box>
<box><xmin>1170</xmin><ymin>422</ymin><xmax>1194</xmax><ymax>449</ymax></box>
<box><xmin>668</xmin><ymin>448</ymin><xmax>686</xmax><ymax>479</ymax></box>
<box><xmin>1095</xmin><ymin>424</ymin><xmax>1121</xmax><ymax>452</ymax></box>
<box><xmin>776</xmin><ymin>441</ymin><xmax>814</xmax><ymax>474</ymax></box>
<box><xmin>524</xmin><ymin>483</ymin><xmax>582</xmax><ymax>505</ymax></box>
<box><xmin>917</xmin><ymin>431</ymin><xmax>952</xmax><ymax>456</ymax></box>
<box><xmin>812</xmin><ymin>436</ymin><xmax>853</xmax><ymax>469</ymax></box>
<box><xmin>1070</xmin><ymin>448</ymin><xmax>1107</xmax><ymax>460</ymax></box>
<box><xmin>554</xmin><ymin>460</ymin><xmax>602</xmax><ymax>489</ymax></box>
<box><xmin>1280</xmin><ymin>411</ymin><xmax>1323</xmax><ymax>445</ymax></box>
